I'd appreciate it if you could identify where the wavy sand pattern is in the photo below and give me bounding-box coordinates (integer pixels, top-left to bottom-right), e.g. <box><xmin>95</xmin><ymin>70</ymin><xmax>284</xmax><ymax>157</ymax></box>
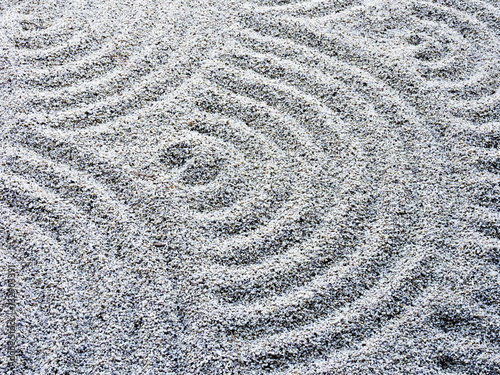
<box><xmin>0</xmin><ymin>0</ymin><xmax>499</xmax><ymax>374</ymax></box>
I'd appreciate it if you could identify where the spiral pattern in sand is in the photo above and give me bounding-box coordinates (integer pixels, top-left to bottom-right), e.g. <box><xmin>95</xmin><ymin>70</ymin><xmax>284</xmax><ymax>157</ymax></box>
<box><xmin>1</xmin><ymin>0</ymin><xmax>499</xmax><ymax>374</ymax></box>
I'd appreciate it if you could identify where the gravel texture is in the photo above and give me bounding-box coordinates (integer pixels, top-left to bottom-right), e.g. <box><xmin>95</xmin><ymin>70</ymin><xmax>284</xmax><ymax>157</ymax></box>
<box><xmin>1</xmin><ymin>0</ymin><xmax>499</xmax><ymax>374</ymax></box>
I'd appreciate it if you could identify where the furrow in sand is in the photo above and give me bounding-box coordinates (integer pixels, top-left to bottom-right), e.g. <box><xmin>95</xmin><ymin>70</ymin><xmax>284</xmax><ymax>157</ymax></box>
<box><xmin>10</xmin><ymin>30</ymin><xmax>103</xmax><ymax>67</ymax></box>
<box><xmin>0</xmin><ymin>142</ymin><xmax>143</xmax><ymax>232</ymax></box>
<box><xmin>446</xmin><ymin>120</ymin><xmax>500</xmax><ymax>246</ymax></box>
<box><xmin>450</xmin><ymin>92</ymin><xmax>500</xmax><ymax>124</ymax></box>
<box><xmin>203</xmin><ymin>234</ymin><xmax>421</xmax><ymax>341</ymax></box>
<box><xmin>0</xmin><ymin>1</ymin><xmax>64</xmax><ymax>32</ymax></box>
<box><xmin>14</xmin><ymin>41</ymin><xmax>139</xmax><ymax>91</ymax></box>
<box><xmin>14</xmin><ymin>19</ymin><xmax>183</xmax><ymax>96</ymax></box>
<box><xmin>9</xmin><ymin>21</ymin><xmax>76</xmax><ymax>50</ymax></box>
<box><xmin>181</xmin><ymin>114</ymin><xmax>291</xmax><ymax>220</ymax></box>
<box><xmin>275</xmin><ymin>287</ymin><xmax>500</xmax><ymax>374</ymax></box>
<box><xmin>0</xmin><ymin>201</ymin><xmax>67</xmax><ymax>261</ymax></box>
<box><xmin>3</xmin><ymin>126</ymin><xmax>183</xmax><ymax>232</ymax></box>
<box><xmin>230</xmin><ymin>28</ymin><xmax>428</xmax><ymax>140</ymax></box>
<box><xmin>241</xmin><ymin>0</ymin><xmax>500</xmax><ymax>105</ymax></box>
<box><xmin>1</xmin><ymin>0</ymin><xmax>499</xmax><ymax>373</ymax></box>
<box><xmin>237</xmin><ymin>0</ymin><xmax>500</xmax><ymax>255</ymax></box>
<box><xmin>430</xmin><ymin>0</ymin><xmax>500</xmax><ymax>35</ymax></box>
<box><xmin>2</xmin><ymin>2</ymin><xmax>158</xmax><ymax>69</ymax></box>
<box><xmin>173</xmin><ymin>24</ymin><xmax>451</xmax><ymax>374</ymax></box>
<box><xmin>236</xmin><ymin>252</ymin><xmax>434</xmax><ymax>371</ymax></box>
<box><xmin>0</xmin><ymin>167</ymin><xmax>109</xmax><ymax>247</ymax></box>
<box><xmin>6</xmin><ymin>127</ymin><xmax>140</xmax><ymax>196</ymax></box>
<box><xmin>194</xmin><ymin>83</ymin><xmax>328</xmax><ymax>157</ymax></box>
<box><xmin>20</xmin><ymin>47</ymin><xmax>165</xmax><ymax>111</ymax></box>
<box><xmin>251</xmin><ymin>0</ymin><xmax>363</xmax><ymax>18</ymax></box>
<box><xmin>17</xmin><ymin>56</ymin><xmax>199</xmax><ymax>129</ymax></box>
<box><xmin>203</xmin><ymin>60</ymin><xmax>343</xmax><ymax>129</ymax></box>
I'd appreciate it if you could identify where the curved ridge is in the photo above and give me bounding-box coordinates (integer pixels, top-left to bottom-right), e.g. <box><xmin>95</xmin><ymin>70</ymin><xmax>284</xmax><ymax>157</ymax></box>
<box><xmin>1</xmin><ymin>0</ymin><xmax>499</xmax><ymax>373</ymax></box>
<box><xmin>170</xmin><ymin>0</ymin><xmax>500</xmax><ymax>373</ymax></box>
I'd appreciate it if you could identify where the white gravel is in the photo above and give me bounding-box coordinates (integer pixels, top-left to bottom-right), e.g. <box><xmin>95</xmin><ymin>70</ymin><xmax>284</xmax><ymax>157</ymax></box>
<box><xmin>1</xmin><ymin>0</ymin><xmax>499</xmax><ymax>374</ymax></box>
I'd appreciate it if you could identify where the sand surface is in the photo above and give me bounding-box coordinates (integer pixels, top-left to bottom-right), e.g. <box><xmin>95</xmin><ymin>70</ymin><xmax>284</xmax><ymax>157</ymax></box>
<box><xmin>0</xmin><ymin>0</ymin><xmax>499</xmax><ymax>373</ymax></box>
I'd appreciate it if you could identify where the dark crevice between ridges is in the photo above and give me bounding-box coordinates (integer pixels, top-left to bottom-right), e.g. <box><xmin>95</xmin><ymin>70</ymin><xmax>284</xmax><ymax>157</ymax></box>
<box><xmin>212</xmin><ymin>193</ymin><xmax>378</xmax><ymax>303</ymax></box>
<box><xmin>180</xmin><ymin>157</ymin><xmax>224</xmax><ymax>186</ymax></box>
<box><xmin>237</xmin><ymin>11</ymin><xmax>417</xmax><ymax>93</ymax></box>
<box><xmin>208</xmin><ymin>191</ymin><xmax>292</xmax><ymax>236</ymax></box>
<box><xmin>429</xmin><ymin>0</ymin><xmax>500</xmax><ymax>36</ymax></box>
<box><xmin>18</xmin><ymin>46</ymin><xmax>136</xmax><ymax>90</ymax></box>
<box><xmin>26</xmin><ymin>61</ymin><xmax>196</xmax><ymax>129</ymax></box>
<box><xmin>241</xmin><ymin>261</ymin><xmax>432</xmax><ymax>372</ymax></box>
<box><xmin>432</xmin><ymin>309</ymin><xmax>500</xmax><ymax>344</ymax></box>
<box><xmin>18</xmin><ymin>34</ymin><xmax>103</xmax><ymax>67</ymax></box>
<box><xmin>448</xmin><ymin>73</ymin><xmax>500</xmax><ymax>100</ymax></box>
<box><xmin>230</xmin><ymin>31</ymin><xmax>421</xmax><ymax>143</ymax></box>
<box><xmin>437</xmin><ymin>355</ymin><xmax>461</xmax><ymax>371</ymax></box>
<box><xmin>198</xmin><ymin>188</ymin><xmax>291</xmax><ymax>236</ymax></box>
<box><xmin>220</xmin><ymin>51</ymin><xmax>378</xmax><ymax>128</ymax></box>
<box><xmin>477</xmin><ymin>221</ymin><xmax>500</xmax><ymax>240</ymax></box>
<box><xmin>2</xmin><ymin>153</ymin><xmax>120</xmax><ymax>223</ymax></box>
<box><xmin>18</xmin><ymin>18</ymin><xmax>49</xmax><ymax>31</ymax></box>
<box><xmin>188</xmin><ymin>184</ymin><xmax>246</xmax><ymax>214</ymax></box>
<box><xmin>434</xmin><ymin>354</ymin><xmax>499</xmax><ymax>375</ymax></box>
<box><xmin>467</xmin><ymin>129</ymin><xmax>500</xmax><ymax>150</ymax></box>
<box><xmin>159</xmin><ymin>140</ymin><xmax>193</xmax><ymax>168</ymax></box>
<box><xmin>12</xmin><ymin>28</ymin><xmax>74</xmax><ymax>50</ymax></box>
<box><xmin>430</xmin><ymin>305</ymin><xmax>500</xmax><ymax>374</ymax></box>
<box><xmin>212</xmin><ymin>205</ymin><xmax>322</xmax><ymax>266</ymax></box>
<box><xmin>24</xmin><ymin>48</ymin><xmax>172</xmax><ymax>108</ymax></box>
<box><xmin>453</xmin><ymin>102</ymin><xmax>500</xmax><ymax>125</ymax></box>
<box><xmin>476</xmin><ymin>188</ymin><xmax>500</xmax><ymax>212</ymax></box>
<box><xmin>194</xmin><ymin>86</ymin><xmax>313</xmax><ymax>155</ymax></box>
<box><xmin>5</xmin><ymin>129</ymin><xmax>153</xmax><ymax>215</ymax></box>
<box><xmin>476</xmin><ymin>156</ymin><xmax>500</xmax><ymax>175</ymax></box>
<box><xmin>0</xmin><ymin>179</ymin><xmax>93</xmax><ymax>245</ymax></box>
<box><xmin>203</xmin><ymin>66</ymin><xmax>342</xmax><ymax>153</ymax></box>
<box><xmin>257</xmin><ymin>0</ymin><xmax>293</xmax><ymax>6</ymax></box>
<box><xmin>219</xmin><ymin>237</ymin><xmax>421</xmax><ymax>342</ymax></box>
<box><xmin>474</xmin><ymin>286</ymin><xmax>500</xmax><ymax>307</ymax></box>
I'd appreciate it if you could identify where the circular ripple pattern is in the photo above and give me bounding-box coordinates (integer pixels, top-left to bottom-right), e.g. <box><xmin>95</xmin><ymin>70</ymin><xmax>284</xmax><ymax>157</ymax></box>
<box><xmin>1</xmin><ymin>0</ymin><xmax>499</xmax><ymax>374</ymax></box>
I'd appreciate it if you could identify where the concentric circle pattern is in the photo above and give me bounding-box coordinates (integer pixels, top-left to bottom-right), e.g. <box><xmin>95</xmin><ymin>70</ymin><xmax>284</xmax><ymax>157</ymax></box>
<box><xmin>1</xmin><ymin>0</ymin><xmax>499</xmax><ymax>374</ymax></box>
